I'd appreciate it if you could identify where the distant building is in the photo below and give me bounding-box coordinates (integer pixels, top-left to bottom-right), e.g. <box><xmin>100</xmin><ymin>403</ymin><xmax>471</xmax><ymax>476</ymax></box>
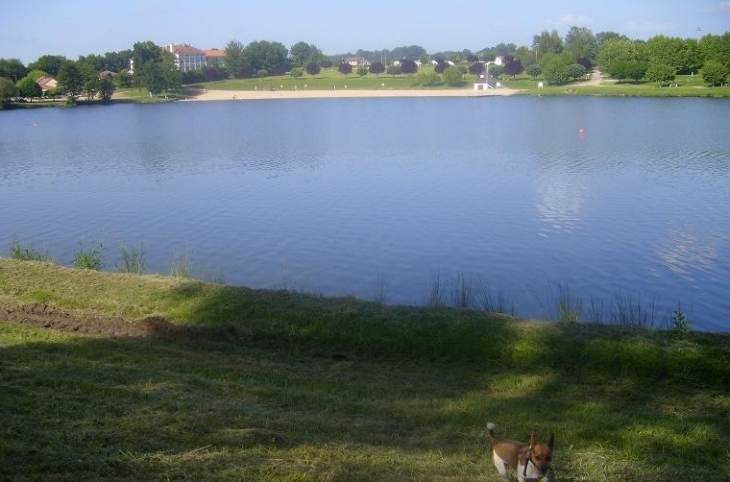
<box><xmin>344</xmin><ymin>56</ymin><xmax>368</xmax><ymax>67</ymax></box>
<box><xmin>36</xmin><ymin>76</ymin><xmax>57</xmax><ymax>94</ymax></box>
<box><xmin>166</xmin><ymin>43</ymin><xmax>206</xmax><ymax>72</ymax></box>
<box><xmin>474</xmin><ymin>71</ymin><xmax>498</xmax><ymax>91</ymax></box>
<box><xmin>204</xmin><ymin>48</ymin><xmax>226</xmax><ymax>67</ymax></box>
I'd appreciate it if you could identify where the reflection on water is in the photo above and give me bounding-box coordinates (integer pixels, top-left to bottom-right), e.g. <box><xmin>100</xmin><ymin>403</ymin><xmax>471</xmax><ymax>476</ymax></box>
<box><xmin>1</xmin><ymin>97</ymin><xmax>729</xmax><ymax>332</ymax></box>
<box><xmin>536</xmin><ymin>176</ymin><xmax>587</xmax><ymax>235</ymax></box>
<box><xmin>658</xmin><ymin>229</ymin><xmax>718</xmax><ymax>278</ymax></box>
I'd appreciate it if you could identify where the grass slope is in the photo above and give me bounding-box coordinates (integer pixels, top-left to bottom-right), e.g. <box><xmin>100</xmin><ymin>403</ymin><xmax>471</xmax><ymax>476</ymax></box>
<box><xmin>1</xmin><ymin>258</ymin><xmax>729</xmax><ymax>481</ymax></box>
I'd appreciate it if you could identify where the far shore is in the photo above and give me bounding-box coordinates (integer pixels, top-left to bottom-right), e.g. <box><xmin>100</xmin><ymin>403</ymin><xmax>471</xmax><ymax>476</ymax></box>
<box><xmin>182</xmin><ymin>87</ymin><xmax>519</xmax><ymax>101</ymax></box>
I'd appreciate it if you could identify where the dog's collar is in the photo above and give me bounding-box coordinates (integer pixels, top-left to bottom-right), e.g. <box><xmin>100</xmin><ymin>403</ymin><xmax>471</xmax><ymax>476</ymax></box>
<box><xmin>523</xmin><ymin>446</ymin><xmax>533</xmax><ymax>478</ymax></box>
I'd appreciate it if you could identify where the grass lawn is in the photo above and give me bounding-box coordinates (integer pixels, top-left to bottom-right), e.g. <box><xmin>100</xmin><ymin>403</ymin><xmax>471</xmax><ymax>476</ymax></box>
<box><xmin>503</xmin><ymin>73</ymin><xmax>730</xmax><ymax>97</ymax></box>
<box><xmin>194</xmin><ymin>66</ymin><xmax>470</xmax><ymax>92</ymax></box>
<box><xmin>1</xmin><ymin>257</ymin><xmax>729</xmax><ymax>481</ymax></box>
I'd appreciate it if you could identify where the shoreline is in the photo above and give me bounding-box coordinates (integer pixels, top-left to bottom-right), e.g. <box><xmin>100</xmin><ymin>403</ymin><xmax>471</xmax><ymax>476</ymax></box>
<box><xmin>182</xmin><ymin>87</ymin><xmax>519</xmax><ymax>101</ymax></box>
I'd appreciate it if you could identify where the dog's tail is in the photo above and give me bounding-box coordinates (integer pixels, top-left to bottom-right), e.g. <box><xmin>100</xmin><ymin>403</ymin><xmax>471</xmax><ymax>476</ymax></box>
<box><xmin>487</xmin><ymin>422</ymin><xmax>498</xmax><ymax>444</ymax></box>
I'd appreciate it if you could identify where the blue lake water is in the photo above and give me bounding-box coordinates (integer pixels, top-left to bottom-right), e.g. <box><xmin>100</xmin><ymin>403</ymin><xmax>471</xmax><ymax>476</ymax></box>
<box><xmin>1</xmin><ymin>96</ymin><xmax>729</xmax><ymax>331</ymax></box>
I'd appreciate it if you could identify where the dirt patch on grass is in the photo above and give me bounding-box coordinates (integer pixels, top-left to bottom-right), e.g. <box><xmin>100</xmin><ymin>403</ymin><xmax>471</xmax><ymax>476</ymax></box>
<box><xmin>0</xmin><ymin>303</ymin><xmax>196</xmax><ymax>339</ymax></box>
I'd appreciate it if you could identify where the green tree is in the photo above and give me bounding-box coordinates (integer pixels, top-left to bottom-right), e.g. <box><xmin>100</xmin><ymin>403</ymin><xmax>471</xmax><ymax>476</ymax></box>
<box><xmin>132</xmin><ymin>40</ymin><xmax>163</xmax><ymax>89</ymax></box>
<box><xmin>0</xmin><ymin>77</ymin><xmax>18</xmax><ymax>107</ymax></box>
<box><xmin>161</xmin><ymin>53</ymin><xmax>182</xmax><ymax>91</ymax></box>
<box><xmin>369</xmin><ymin>61</ymin><xmax>385</xmax><ymax>75</ymax></box>
<box><xmin>413</xmin><ymin>70</ymin><xmax>441</xmax><ymax>86</ymax></box>
<box><xmin>26</xmin><ymin>69</ymin><xmax>48</xmax><ymax>81</ymax></box>
<box><xmin>16</xmin><ymin>76</ymin><xmax>42</xmax><ymax>99</ymax></box>
<box><xmin>400</xmin><ymin>59</ymin><xmax>418</xmax><ymax>75</ymax></box>
<box><xmin>290</xmin><ymin>42</ymin><xmax>322</xmax><ymax>68</ymax></box>
<box><xmin>290</xmin><ymin>68</ymin><xmax>304</xmax><ymax>79</ymax></box>
<box><xmin>611</xmin><ymin>60</ymin><xmax>648</xmax><ymax>82</ymax></box>
<box><xmin>701</xmin><ymin>60</ymin><xmax>729</xmax><ymax>86</ymax></box>
<box><xmin>502</xmin><ymin>56</ymin><xmax>524</xmax><ymax>78</ymax></box>
<box><xmin>598</xmin><ymin>39</ymin><xmax>645</xmax><ymax>78</ymax></box>
<box><xmin>645</xmin><ymin>36</ymin><xmax>697</xmax><ymax>75</ymax></box>
<box><xmin>532</xmin><ymin>30</ymin><xmax>564</xmax><ymax>60</ymax></box>
<box><xmin>356</xmin><ymin>65</ymin><xmax>368</xmax><ymax>77</ymax></box>
<box><xmin>700</xmin><ymin>33</ymin><xmax>730</xmax><ymax>70</ymax></box>
<box><xmin>540</xmin><ymin>52</ymin><xmax>573</xmax><ymax>85</ymax></box>
<box><xmin>338</xmin><ymin>62</ymin><xmax>353</xmax><ymax>76</ymax></box>
<box><xmin>386</xmin><ymin>64</ymin><xmax>401</xmax><ymax>77</ymax></box>
<box><xmin>390</xmin><ymin>45</ymin><xmax>427</xmax><ymax>60</ymax></box>
<box><xmin>512</xmin><ymin>45</ymin><xmax>537</xmax><ymax>69</ymax></box>
<box><xmin>568</xmin><ymin>63</ymin><xmax>587</xmax><ymax>80</ymax></box>
<box><xmin>98</xmin><ymin>77</ymin><xmax>116</xmax><ymax>101</ymax></box>
<box><xmin>645</xmin><ymin>63</ymin><xmax>676</xmax><ymax>85</ymax></box>
<box><xmin>564</xmin><ymin>26</ymin><xmax>597</xmax><ymax>63</ymax></box>
<box><xmin>56</xmin><ymin>62</ymin><xmax>84</xmax><ymax>98</ymax></box>
<box><xmin>83</xmin><ymin>76</ymin><xmax>100</xmax><ymax>99</ymax></box>
<box><xmin>442</xmin><ymin>65</ymin><xmax>463</xmax><ymax>86</ymax></box>
<box><xmin>242</xmin><ymin>40</ymin><xmax>290</xmax><ymax>76</ymax></box>
<box><xmin>305</xmin><ymin>61</ymin><xmax>321</xmax><ymax>77</ymax></box>
<box><xmin>225</xmin><ymin>40</ymin><xmax>246</xmax><ymax>78</ymax></box>
<box><xmin>28</xmin><ymin>54</ymin><xmax>67</xmax><ymax>76</ymax></box>
<box><xmin>526</xmin><ymin>64</ymin><xmax>542</xmax><ymax>79</ymax></box>
<box><xmin>0</xmin><ymin>58</ymin><xmax>27</xmax><ymax>82</ymax></box>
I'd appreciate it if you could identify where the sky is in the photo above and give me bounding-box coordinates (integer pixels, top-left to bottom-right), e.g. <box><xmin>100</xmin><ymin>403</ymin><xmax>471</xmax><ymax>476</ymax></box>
<box><xmin>2</xmin><ymin>1</ymin><xmax>729</xmax><ymax>64</ymax></box>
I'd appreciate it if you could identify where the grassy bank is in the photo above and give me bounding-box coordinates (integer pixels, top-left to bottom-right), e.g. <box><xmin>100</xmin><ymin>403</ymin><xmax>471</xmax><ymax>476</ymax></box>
<box><xmin>1</xmin><ymin>257</ymin><xmax>729</xmax><ymax>481</ymax></box>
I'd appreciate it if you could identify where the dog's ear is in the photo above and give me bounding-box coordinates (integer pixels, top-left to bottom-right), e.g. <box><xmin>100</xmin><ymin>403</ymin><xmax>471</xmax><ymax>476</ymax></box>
<box><xmin>548</xmin><ymin>433</ymin><xmax>554</xmax><ymax>450</ymax></box>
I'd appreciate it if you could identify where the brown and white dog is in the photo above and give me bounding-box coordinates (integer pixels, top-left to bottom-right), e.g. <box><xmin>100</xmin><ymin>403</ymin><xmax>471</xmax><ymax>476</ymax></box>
<box><xmin>487</xmin><ymin>422</ymin><xmax>554</xmax><ymax>482</ymax></box>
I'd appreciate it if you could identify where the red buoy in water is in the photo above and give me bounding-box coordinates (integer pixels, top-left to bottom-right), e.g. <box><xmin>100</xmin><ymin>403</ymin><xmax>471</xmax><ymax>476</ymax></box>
<box><xmin>579</xmin><ymin>128</ymin><xmax>586</xmax><ymax>135</ymax></box>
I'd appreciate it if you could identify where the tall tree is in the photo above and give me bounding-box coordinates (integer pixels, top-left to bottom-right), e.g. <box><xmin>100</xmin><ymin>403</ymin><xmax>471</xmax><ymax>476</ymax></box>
<box><xmin>532</xmin><ymin>30</ymin><xmax>564</xmax><ymax>60</ymax></box>
<box><xmin>564</xmin><ymin>26</ymin><xmax>597</xmax><ymax>63</ymax></box>
<box><xmin>597</xmin><ymin>38</ymin><xmax>644</xmax><ymax>77</ymax></box>
<box><xmin>701</xmin><ymin>60</ymin><xmax>729</xmax><ymax>86</ymax></box>
<box><xmin>132</xmin><ymin>41</ymin><xmax>163</xmax><ymax>89</ymax></box>
<box><xmin>0</xmin><ymin>77</ymin><xmax>18</xmax><ymax>107</ymax></box>
<box><xmin>16</xmin><ymin>76</ymin><xmax>42</xmax><ymax>99</ymax></box>
<box><xmin>390</xmin><ymin>45</ymin><xmax>427</xmax><ymax>60</ymax></box>
<box><xmin>369</xmin><ymin>61</ymin><xmax>385</xmax><ymax>75</ymax></box>
<box><xmin>442</xmin><ymin>65</ymin><xmax>463</xmax><ymax>86</ymax></box>
<box><xmin>242</xmin><ymin>40</ymin><xmax>290</xmax><ymax>77</ymax></box>
<box><xmin>56</xmin><ymin>61</ymin><xmax>84</xmax><ymax>98</ymax></box>
<box><xmin>290</xmin><ymin>42</ymin><xmax>323</xmax><ymax>67</ymax></box>
<box><xmin>502</xmin><ymin>56</ymin><xmax>524</xmax><ymax>78</ymax></box>
<box><xmin>305</xmin><ymin>61</ymin><xmax>321</xmax><ymax>77</ymax></box>
<box><xmin>0</xmin><ymin>58</ymin><xmax>27</xmax><ymax>82</ymax></box>
<box><xmin>645</xmin><ymin>63</ymin><xmax>676</xmax><ymax>85</ymax></box>
<box><xmin>98</xmin><ymin>77</ymin><xmax>116</xmax><ymax>101</ymax></box>
<box><xmin>28</xmin><ymin>55</ymin><xmax>67</xmax><ymax>76</ymax></box>
<box><xmin>225</xmin><ymin>40</ymin><xmax>246</xmax><ymax>78</ymax></box>
<box><xmin>400</xmin><ymin>59</ymin><xmax>418</xmax><ymax>74</ymax></box>
<box><xmin>700</xmin><ymin>33</ymin><xmax>730</xmax><ymax>70</ymax></box>
<box><xmin>645</xmin><ymin>36</ymin><xmax>692</xmax><ymax>74</ymax></box>
<box><xmin>338</xmin><ymin>62</ymin><xmax>353</xmax><ymax>76</ymax></box>
<box><xmin>539</xmin><ymin>52</ymin><xmax>574</xmax><ymax>85</ymax></box>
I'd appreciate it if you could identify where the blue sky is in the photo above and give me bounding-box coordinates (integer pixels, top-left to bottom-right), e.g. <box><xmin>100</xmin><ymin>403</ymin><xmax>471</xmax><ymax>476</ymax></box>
<box><xmin>2</xmin><ymin>1</ymin><xmax>729</xmax><ymax>64</ymax></box>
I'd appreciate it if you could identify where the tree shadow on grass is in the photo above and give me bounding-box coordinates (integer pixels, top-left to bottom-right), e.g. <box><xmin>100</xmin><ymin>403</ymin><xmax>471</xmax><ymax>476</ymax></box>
<box><xmin>2</xmin><ymin>283</ymin><xmax>729</xmax><ymax>481</ymax></box>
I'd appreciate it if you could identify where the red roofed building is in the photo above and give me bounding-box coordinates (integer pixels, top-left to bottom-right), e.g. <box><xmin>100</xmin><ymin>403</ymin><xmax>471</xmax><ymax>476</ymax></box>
<box><xmin>165</xmin><ymin>43</ymin><xmax>206</xmax><ymax>72</ymax></box>
<box><xmin>204</xmin><ymin>48</ymin><xmax>226</xmax><ymax>67</ymax></box>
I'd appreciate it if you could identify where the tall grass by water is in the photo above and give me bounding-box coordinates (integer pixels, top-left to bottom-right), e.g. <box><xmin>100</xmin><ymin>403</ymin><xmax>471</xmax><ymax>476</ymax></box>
<box><xmin>6</xmin><ymin>240</ymin><xmax>699</xmax><ymax>331</ymax></box>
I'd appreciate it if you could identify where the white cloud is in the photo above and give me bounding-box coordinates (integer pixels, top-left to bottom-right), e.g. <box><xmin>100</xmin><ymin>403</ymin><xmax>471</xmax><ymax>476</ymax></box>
<box><xmin>624</xmin><ymin>20</ymin><xmax>673</xmax><ymax>33</ymax></box>
<box><xmin>703</xmin><ymin>2</ymin><xmax>730</xmax><ymax>12</ymax></box>
<box><xmin>545</xmin><ymin>14</ymin><xmax>594</xmax><ymax>27</ymax></box>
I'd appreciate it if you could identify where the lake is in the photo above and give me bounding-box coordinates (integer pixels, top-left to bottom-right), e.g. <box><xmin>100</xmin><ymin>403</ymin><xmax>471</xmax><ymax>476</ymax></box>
<box><xmin>1</xmin><ymin>96</ymin><xmax>728</xmax><ymax>332</ymax></box>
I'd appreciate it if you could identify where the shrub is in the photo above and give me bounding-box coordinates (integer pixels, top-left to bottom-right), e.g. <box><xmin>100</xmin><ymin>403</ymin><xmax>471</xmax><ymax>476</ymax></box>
<box><xmin>9</xmin><ymin>242</ymin><xmax>54</xmax><ymax>263</ymax></box>
<box><xmin>116</xmin><ymin>242</ymin><xmax>145</xmax><ymax>274</ymax></box>
<box><xmin>73</xmin><ymin>243</ymin><xmax>104</xmax><ymax>270</ymax></box>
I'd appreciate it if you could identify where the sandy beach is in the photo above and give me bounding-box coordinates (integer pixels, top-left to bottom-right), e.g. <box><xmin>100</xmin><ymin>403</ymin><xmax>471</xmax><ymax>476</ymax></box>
<box><xmin>184</xmin><ymin>87</ymin><xmax>518</xmax><ymax>101</ymax></box>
